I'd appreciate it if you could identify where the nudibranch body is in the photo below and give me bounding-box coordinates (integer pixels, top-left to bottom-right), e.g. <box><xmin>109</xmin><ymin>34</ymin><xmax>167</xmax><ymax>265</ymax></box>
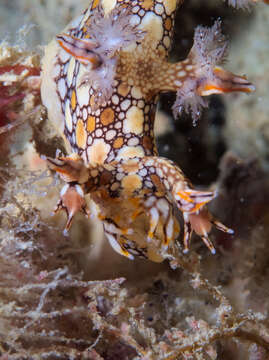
<box><xmin>41</xmin><ymin>0</ymin><xmax>256</xmax><ymax>262</ymax></box>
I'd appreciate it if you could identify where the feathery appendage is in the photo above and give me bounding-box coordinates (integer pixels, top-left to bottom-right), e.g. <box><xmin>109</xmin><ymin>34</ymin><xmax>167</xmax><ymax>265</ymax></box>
<box><xmin>86</xmin><ymin>4</ymin><xmax>145</xmax><ymax>58</ymax></box>
<box><xmin>172</xmin><ymin>80</ymin><xmax>209</xmax><ymax>125</ymax></box>
<box><xmin>173</xmin><ymin>20</ymin><xmax>228</xmax><ymax>124</ymax></box>
<box><xmin>172</xmin><ymin>20</ymin><xmax>254</xmax><ymax>123</ymax></box>
<box><xmin>190</xmin><ymin>19</ymin><xmax>229</xmax><ymax>78</ymax></box>
<box><xmin>57</xmin><ymin>4</ymin><xmax>145</xmax><ymax>108</ymax></box>
<box><xmin>79</xmin><ymin>56</ymin><xmax>117</xmax><ymax>108</ymax></box>
<box><xmin>81</xmin><ymin>4</ymin><xmax>145</xmax><ymax>107</ymax></box>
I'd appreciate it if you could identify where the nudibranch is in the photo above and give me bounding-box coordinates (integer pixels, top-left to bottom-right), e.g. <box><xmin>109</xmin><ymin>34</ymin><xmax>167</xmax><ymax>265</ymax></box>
<box><xmin>41</xmin><ymin>0</ymin><xmax>257</xmax><ymax>262</ymax></box>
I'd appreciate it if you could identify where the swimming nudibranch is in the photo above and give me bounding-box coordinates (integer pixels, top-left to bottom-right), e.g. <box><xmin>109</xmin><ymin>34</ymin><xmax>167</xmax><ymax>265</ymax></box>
<box><xmin>41</xmin><ymin>0</ymin><xmax>257</xmax><ymax>262</ymax></box>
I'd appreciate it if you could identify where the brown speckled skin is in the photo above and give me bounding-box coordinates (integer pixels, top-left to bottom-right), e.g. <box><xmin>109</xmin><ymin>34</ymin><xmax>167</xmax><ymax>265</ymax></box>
<box><xmin>41</xmin><ymin>0</ymin><xmax>252</xmax><ymax>261</ymax></box>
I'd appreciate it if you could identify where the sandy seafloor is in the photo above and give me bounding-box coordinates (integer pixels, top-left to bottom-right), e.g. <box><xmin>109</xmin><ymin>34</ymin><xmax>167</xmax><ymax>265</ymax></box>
<box><xmin>0</xmin><ymin>0</ymin><xmax>269</xmax><ymax>359</ymax></box>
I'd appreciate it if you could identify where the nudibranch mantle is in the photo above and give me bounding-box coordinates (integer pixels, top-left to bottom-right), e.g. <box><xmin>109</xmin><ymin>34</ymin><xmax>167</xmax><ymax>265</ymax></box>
<box><xmin>41</xmin><ymin>0</ymin><xmax>255</xmax><ymax>262</ymax></box>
